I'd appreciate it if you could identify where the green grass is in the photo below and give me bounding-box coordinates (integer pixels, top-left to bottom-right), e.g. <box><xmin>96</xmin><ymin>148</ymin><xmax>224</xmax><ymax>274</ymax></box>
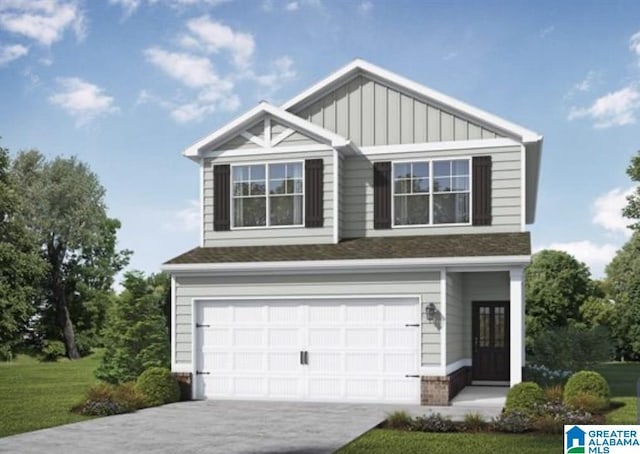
<box><xmin>0</xmin><ymin>353</ymin><xmax>101</xmax><ymax>437</ymax></box>
<box><xmin>594</xmin><ymin>361</ymin><xmax>639</xmax><ymax>424</ymax></box>
<box><xmin>337</xmin><ymin>430</ymin><xmax>560</xmax><ymax>454</ymax></box>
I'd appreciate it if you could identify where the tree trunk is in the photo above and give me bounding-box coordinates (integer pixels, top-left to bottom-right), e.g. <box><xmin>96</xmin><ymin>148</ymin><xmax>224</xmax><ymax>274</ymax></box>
<box><xmin>49</xmin><ymin>239</ymin><xmax>80</xmax><ymax>359</ymax></box>
<box><xmin>57</xmin><ymin>290</ymin><xmax>80</xmax><ymax>359</ymax></box>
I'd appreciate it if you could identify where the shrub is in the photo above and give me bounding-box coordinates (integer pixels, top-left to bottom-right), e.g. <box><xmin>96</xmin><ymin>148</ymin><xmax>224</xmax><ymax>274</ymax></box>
<box><xmin>530</xmin><ymin>402</ymin><xmax>595</xmax><ymax>433</ymax></box>
<box><xmin>564</xmin><ymin>371</ymin><xmax>610</xmax><ymax>411</ymax></box>
<box><xmin>524</xmin><ymin>363</ymin><xmax>572</xmax><ymax>387</ymax></box>
<box><xmin>73</xmin><ymin>382</ymin><xmax>145</xmax><ymax>416</ymax></box>
<box><xmin>41</xmin><ymin>340</ymin><xmax>66</xmax><ymax>361</ymax></box>
<box><xmin>531</xmin><ymin>326</ymin><xmax>612</xmax><ymax>372</ymax></box>
<box><xmin>544</xmin><ymin>384</ymin><xmax>564</xmax><ymax>404</ymax></box>
<box><xmin>504</xmin><ymin>382</ymin><xmax>546</xmax><ymax>415</ymax></box>
<box><xmin>461</xmin><ymin>413</ymin><xmax>487</xmax><ymax>432</ymax></box>
<box><xmin>410</xmin><ymin>413</ymin><xmax>456</xmax><ymax>432</ymax></box>
<box><xmin>136</xmin><ymin>367</ymin><xmax>179</xmax><ymax>406</ymax></box>
<box><xmin>491</xmin><ymin>411</ymin><xmax>531</xmax><ymax>433</ymax></box>
<box><xmin>385</xmin><ymin>410</ymin><xmax>413</xmax><ymax>430</ymax></box>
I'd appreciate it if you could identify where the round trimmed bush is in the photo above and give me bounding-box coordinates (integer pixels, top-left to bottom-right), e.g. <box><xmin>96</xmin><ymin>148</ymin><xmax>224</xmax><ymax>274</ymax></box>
<box><xmin>564</xmin><ymin>371</ymin><xmax>610</xmax><ymax>412</ymax></box>
<box><xmin>504</xmin><ymin>382</ymin><xmax>546</xmax><ymax>415</ymax></box>
<box><xmin>136</xmin><ymin>367</ymin><xmax>180</xmax><ymax>406</ymax></box>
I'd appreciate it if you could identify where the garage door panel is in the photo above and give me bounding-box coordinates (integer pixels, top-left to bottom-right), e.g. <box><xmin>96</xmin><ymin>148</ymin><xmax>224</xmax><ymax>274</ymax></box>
<box><xmin>268</xmin><ymin>304</ymin><xmax>301</xmax><ymax>323</ymax></box>
<box><xmin>383</xmin><ymin>352</ymin><xmax>416</xmax><ymax>373</ymax></box>
<box><xmin>345</xmin><ymin>304</ymin><xmax>381</xmax><ymax>323</ymax></box>
<box><xmin>308</xmin><ymin>378</ymin><xmax>342</xmax><ymax>397</ymax></box>
<box><xmin>234</xmin><ymin>377</ymin><xmax>266</xmax><ymax>396</ymax></box>
<box><xmin>346</xmin><ymin>353</ymin><xmax>379</xmax><ymax>372</ymax></box>
<box><xmin>268</xmin><ymin>377</ymin><xmax>303</xmax><ymax>397</ymax></box>
<box><xmin>268</xmin><ymin>352</ymin><xmax>299</xmax><ymax>372</ymax></box>
<box><xmin>203</xmin><ymin>328</ymin><xmax>230</xmax><ymax>346</ymax></box>
<box><xmin>234</xmin><ymin>328</ymin><xmax>264</xmax><ymax>346</ymax></box>
<box><xmin>308</xmin><ymin>328</ymin><xmax>342</xmax><ymax>347</ymax></box>
<box><xmin>308</xmin><ymin>304</ymin><xmax>342</xmax><ymax>323</ymax></box>
<box><xmin>384</xmin><ymin>329</ymin><xmax>416</xmax><ymax>348</ymax></box>
<box><xmin>234</xmin><ymin>352</ymin><xmax>264</xmax><ymax>371</ymax></box>
<box><xmin>196</xmin><ymin>298</ymin><xmax>420</xmax><ymax>404</ymax></box>
<box><xmin>346</xmin><ymin>378</ymin><xmax>379</xmax><ymax>398</ymax></box>
<box><xmin>345</xmin><ymin>328</ymin><xmax>380</xmax><ymax>348</ymax></box>
<box><xmin>308</xmin><ymin>352</ymin><xmax>341</xmax><ymax>372</ymax></box>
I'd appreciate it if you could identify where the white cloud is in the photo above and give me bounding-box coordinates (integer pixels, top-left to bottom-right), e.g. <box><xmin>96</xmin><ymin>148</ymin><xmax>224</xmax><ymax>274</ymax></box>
<box><xmin>0</xmin><ymin>43</ymin><xmax>28</xmax><ymax>65</ymax></box>
<box><xmin>109</xmin><ymin>0</ymin><xmax>141</xmax><ymax>17</ymax></box>
<box><xmin>163</xmin><ymin>200</ymin><xmax>200</xmax><ymax>231</ymax></box>
<box><xmin>0</xmin><ymin>0</ymin><xmax>86</xmax><ymax>46</ymax></box>
<box><xmin>539</xmin><ymin>25</ymin><xmax>554</xmax><ymax>38</ymax></box>
<box><xmin>183</xmin><ymin>15</ymin><xmax>254</xmax><ymax>69</ymax></box>
<box><xmin>285</xmin><ymin>1</ymin><xmax>299</xmax><ymax>11</ymax></box>
<box><xmin>145</xmin><ymin>47</ymin><xmax>228</xmax><ymax>88</ymax></box>
<box><xmin>574</xmin><ymin>70</ymin><xmax>597</xmax><ymax>93</ymax></box>
<box><xmin>249</xmin><ymin>55</ymin><xmax>296</xmax><ymax>94</ymax></box>
<box><xmin>630</xmin><ymin>30</ymin><xmax>640</xmax><ymax>58</ymax></box>
<box><xmin>49</xmin><ymin>77</ymin><xmax>118</xmax><ymax>125</ymax></box>
<box><xmin>568</xmin><ymin>86</ymin><xmax>640</xmax><ymax>128</ymax></box>
<box><xmin>534</xmin><ymin>241</ymin><xmax>618</xmax><ymax>278</ymax></box>
<box><xmin>592</xmin><ymin>187</ymin><xmax>634</xmax><ymax>237</ymax></box>
<box><xmin>358</xmin><ymin>0</ymin><xmax>373</xmax><ymax>14</ymax></box>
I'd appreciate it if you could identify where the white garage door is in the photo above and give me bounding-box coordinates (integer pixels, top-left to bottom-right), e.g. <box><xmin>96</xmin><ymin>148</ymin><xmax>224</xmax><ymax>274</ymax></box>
<box><xmin>194</xmin><ymin>297</ymin><xmax>421</xmax><ymax>404</ymax></box>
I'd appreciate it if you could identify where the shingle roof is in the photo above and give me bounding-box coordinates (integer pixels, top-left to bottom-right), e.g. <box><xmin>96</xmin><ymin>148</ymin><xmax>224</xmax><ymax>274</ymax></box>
<box><xmin>164</xmin><ymin>232</ymin><xmax>530</xmax><ymax>265</ymax></box>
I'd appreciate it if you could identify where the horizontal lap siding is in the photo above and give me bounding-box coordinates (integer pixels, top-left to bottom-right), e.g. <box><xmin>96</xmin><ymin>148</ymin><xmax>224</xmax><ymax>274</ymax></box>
<box><xmin>446</xmin><ymin>272</ymin><xmax>466</xmax><ymax>365</ymax></box>
<box><xmin>174</xmin><ymin>272</ymin><xmax>441</xmax><ymax>366</ymax></box>
<box><xmin>342</xmin><ymin>146</ymin><xmax>522</xmax><ymax>238</ymax></box>
<box><xmin>203</xmin><ymin>150</ymin><xmax>334</xmax><ymax>247</ymax></box>
<box><xmin>297</xmin><ymin>75</ymin><xmax>500</xmax><ymax>146</ymax></box>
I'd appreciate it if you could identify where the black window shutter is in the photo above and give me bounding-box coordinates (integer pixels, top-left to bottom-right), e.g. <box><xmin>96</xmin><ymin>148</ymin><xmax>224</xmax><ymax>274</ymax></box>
<box><xmin>213</xmin><ymin>164</ymin><xmax>230</xmax><ymax>231</ymax></box>
<box><xmin>305</xmin><ymin>159</ymin><xmax>324</xmax><ymax>228</ymax></box>
<box><xmin>472</xmin><ymin>156</ymin><xmax>492</xmax><ymax>226</ymax></box>
<box><xmin>373</xmin><ymin>161</ymin><xmax>392</xmax><ymax>229</ymax></box>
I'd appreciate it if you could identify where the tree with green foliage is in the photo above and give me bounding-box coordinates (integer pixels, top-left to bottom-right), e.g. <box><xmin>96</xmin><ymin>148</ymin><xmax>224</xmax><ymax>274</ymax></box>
<box><xmin>0</xmin><ymin>143</ymin><xmax>45</xmax><ymax>359</ymax></box>
<box><xmin>622</xmin><ymin>150</ymin><xmax>640</xmax><ymax>230</ymax></box>
<box><xmin>12</xmin><ymin>150</ymin><xmax>130</xmax><ymax>359</ymax></box>
<box><xmin>525</xmin><ymin>250</ymin><xmax>593</xmax><ymax>348</ymax></box>
<box><xmin>96</xmin><ymin>271</ymin><xmax>170</xmax><ymax>384</ymax></box>
<box><xmin>605</xmin><ymin>232</ymin><xmax>640</xmax><ymax>359</ymax></box>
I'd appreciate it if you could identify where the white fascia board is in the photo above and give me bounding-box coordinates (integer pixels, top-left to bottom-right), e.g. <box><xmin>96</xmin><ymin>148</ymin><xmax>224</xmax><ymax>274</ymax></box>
<box><xmin>182</xmin><ymin>102</ymin><xmax>350</xmax><ymax>159</ymax></box>
<box><xmin>282</xmin><ymin>59</ymin><xmax>541</xmax><ymax>144</ymax></box>
<box><xmin>358</xmin><ymin>138</ymin><xmax>520</xmax><ymax>155</ymax></box>
<box><xmin>161</xmin><ymin>255</ymin><xmax>531</xmax><ymax>275</ymax></box>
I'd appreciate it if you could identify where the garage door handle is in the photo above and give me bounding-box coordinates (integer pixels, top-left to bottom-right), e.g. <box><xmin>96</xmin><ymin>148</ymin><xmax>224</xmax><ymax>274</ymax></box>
<box><xmin>300</xmin><ymin>351</ymin><xmax>304</xmax><ymax>365</ymax></box>
<box><xmin>304</xmin><ymin>351</ymin><xmax>309</xmax><ymax>365</ymax></box>
<box><xmin>196</xmin><ymin>323</ymin><xmax>210</xmax><ymax>328</ymax></box>
<box><xmin>196</xmin><ymin>371</ymin><xmax>210</xmax><ymax>375</ymax></box>
<box><xmin>405</xmin><ymin>374</ymin><xmax>419</xmax><ymax>378</ymax></box>
<box><xmin>405</xmin><ymin>324</ymin><xmax>420</xmax><ymax>327</ymax></box>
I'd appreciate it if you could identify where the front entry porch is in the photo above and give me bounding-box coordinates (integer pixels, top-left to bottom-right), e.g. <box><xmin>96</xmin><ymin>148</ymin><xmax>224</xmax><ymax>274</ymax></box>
<box><xmin>419</xmin><ymin>268</ymin><xmax>524</xmax><ymax>405</ymax></box>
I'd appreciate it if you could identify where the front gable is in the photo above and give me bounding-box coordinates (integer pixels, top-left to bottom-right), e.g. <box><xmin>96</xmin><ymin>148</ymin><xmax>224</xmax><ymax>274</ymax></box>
<box><xmin>213</xmin><ymin>117</ymin><xmax>326</xmax><ymax>152</ymax></box>
<box><xmin>295</xmin><ymin>74</ymin><xmax>502</xmax><ymax>147</ymax></box>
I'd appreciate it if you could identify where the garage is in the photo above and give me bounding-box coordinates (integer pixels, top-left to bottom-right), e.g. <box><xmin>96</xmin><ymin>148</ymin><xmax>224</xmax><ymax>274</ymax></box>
<box><xmin>193</xmin><ymin>297</ymin><xmax>421</xmax><ymax>404</ymax></box>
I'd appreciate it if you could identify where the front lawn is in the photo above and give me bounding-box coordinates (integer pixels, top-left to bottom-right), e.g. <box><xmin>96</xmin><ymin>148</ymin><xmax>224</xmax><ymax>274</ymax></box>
<box><xmin>338</xmin><ymin>430</ymin><xmax>560</xmax><ymax>454</ymax></box>
<box><xmin>0</xmin><ymin>353</ymin><xmax>101</xmax><ymax>437</ymax></box>
<box><xmin>594</xmin><ymin>361</ymin><xmax>639</xmax><ymax>424</ymax></box>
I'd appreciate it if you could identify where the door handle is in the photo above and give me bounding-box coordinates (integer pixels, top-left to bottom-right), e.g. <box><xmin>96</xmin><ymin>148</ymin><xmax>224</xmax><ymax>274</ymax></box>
<box><xmin>300</xmin><ymin>351</ymin><xmax>304</xmax><ymax>365</ymax></box>
<box><xmin>474</xmin><ymin>337</ymin><xmax>479</xmax><ymax>352</ymax></box>
<box><xmin>303</xmin><ymin>351</ymin><xmax>309</xmax><ymax>365</ymax></box>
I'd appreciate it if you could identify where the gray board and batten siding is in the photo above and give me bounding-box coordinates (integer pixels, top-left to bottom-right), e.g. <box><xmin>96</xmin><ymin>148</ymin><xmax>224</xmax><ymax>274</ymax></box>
<box><xmin>295</xmin><ymin>75</ymin><xmax>502</xmax><ymax>147</ymax></box>
<box><xmin>173</xmin><ymin>272</ymin><xmax>442</xmax><ymax>367</ymax></box>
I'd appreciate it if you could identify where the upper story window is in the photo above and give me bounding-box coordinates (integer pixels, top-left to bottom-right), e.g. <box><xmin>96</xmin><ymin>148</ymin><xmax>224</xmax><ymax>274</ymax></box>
<box><xmin>232</xmin><ymin>162</ymin><xmax>303</xmax><ymax>228</ymax></box>
<box><xmin>393</xmin><ymin>159</ymin><xmax>470</xmax><ymax>226</ymax></box>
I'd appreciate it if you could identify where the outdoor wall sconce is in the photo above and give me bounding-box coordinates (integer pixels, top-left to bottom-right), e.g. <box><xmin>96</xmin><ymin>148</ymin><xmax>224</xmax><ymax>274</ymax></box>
<box><xmin>426</xmin><ymin>303</ymin><xmax>436</xmax><ymax>322</ymax></box>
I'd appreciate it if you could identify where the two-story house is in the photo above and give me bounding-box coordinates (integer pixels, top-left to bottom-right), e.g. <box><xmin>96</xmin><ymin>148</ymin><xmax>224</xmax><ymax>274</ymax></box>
<box><xmin>162</xmin><ymin>59</ymin><xmax>542</xmax><ymax>406</ymax></box>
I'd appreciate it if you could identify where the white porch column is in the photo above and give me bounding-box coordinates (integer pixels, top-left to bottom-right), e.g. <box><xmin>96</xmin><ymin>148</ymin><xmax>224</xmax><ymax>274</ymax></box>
<box><xmin>509</xmin><ymin>267</ymin><xmax>524</xmax><ymax>386</ymax></box>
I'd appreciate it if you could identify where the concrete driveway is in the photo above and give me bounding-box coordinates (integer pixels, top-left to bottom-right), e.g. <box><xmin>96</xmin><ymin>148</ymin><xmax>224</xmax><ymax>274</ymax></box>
<box><xmin>0</xmin><ymin>400</ymin><xmax>412</xmax><ymax>454</ymax></box>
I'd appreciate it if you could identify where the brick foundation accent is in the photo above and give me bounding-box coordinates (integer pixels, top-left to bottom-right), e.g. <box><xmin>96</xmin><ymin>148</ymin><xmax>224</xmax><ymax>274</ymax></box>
<box><xmin>421</xmin><ymin>366</ymin><xmax>472</xmax><ymax>405</ymax></box>
<box><xmin>420</xmin><ymin>376</ymin><xmax>450</xmax><ymax>405</ymax></box>
<box><xmin>172</xmin><ymin>372</ymin><xmax>192</xmax><ymax>401</ymax></box>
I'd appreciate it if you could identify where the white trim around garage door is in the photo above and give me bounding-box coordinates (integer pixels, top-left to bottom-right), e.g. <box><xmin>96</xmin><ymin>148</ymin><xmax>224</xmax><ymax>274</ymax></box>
<box><xmin>188</xmin><ymin>294</ymin><xmax>423</xmax><ymax>402</ymax></box>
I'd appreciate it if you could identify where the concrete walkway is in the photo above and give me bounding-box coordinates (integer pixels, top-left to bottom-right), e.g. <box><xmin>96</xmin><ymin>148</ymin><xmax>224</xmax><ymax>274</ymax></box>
<box><xmin>0</xmin><ymin>396</ymin><xmax>505</xmax><ymax>454</ymax></box>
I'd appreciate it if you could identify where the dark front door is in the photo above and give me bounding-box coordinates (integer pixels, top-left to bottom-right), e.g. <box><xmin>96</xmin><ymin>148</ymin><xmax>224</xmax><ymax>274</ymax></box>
<box><xmin>472</xmin><ymin>302</ymin><xmax>510</xmax><ymax>381</ymax></box>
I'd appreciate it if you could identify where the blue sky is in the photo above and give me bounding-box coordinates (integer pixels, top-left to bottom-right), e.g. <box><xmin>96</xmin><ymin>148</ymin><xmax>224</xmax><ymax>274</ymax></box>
<box><xmin>1</xmin><ymin>0</ymin><xmax>639</xmax><ymax>280</ymax></box>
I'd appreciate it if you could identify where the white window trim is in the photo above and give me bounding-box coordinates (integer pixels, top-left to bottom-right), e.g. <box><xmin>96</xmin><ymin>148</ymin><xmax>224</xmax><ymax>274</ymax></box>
<box><xmin>391</xmin><ymin>157</ymin><xmax>473</xmax><ymax>228</ymax></box>
<box><xmin>230</xmin><ymin>160</ymin><xmax>305</xmax><ymax>230</ymax></box>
